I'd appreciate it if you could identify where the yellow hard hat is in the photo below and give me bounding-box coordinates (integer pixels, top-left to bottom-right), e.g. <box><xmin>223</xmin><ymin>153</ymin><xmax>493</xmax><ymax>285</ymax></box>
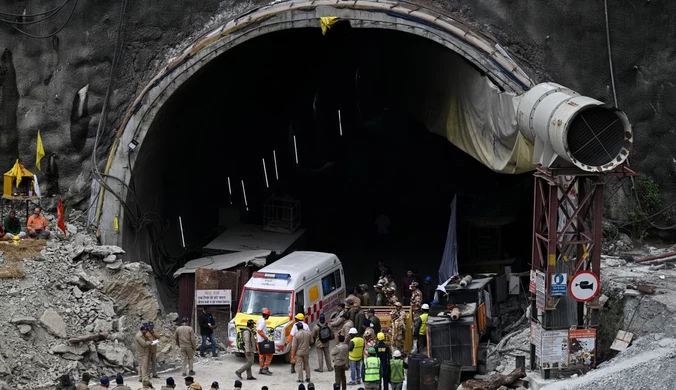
<box><xmin>12</xmin><ymin>235</ymin><xmax>19</xmax><ymax>241</ymax></box>
<box><xmin>295</xmin><ymin>313</ymin><xmax>305</xmax><ymax>321</ymax></box>
<box><xmin>377</xmin><ymin>332</ymin><xmax>385</xmax><ymax>341</ymax></box>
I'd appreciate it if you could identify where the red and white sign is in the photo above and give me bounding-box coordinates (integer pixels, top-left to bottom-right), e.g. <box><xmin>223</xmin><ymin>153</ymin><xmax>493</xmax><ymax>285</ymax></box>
<box><xmin>569</xmin><ymin>271</ymin><xmax>600</xmax><ymax>302</ymax></box>
<box><xmin>529</xmin><ymin>270</ymin><xmax>536</xmax><ymax>294</ymax></box>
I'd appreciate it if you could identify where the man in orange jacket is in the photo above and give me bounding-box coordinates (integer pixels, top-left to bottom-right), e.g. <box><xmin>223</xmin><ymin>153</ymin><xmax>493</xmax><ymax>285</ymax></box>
<box><xmin>27</xmin><ymin>207</ymin><xmax>50</xmax><ymax>239</ymax></box>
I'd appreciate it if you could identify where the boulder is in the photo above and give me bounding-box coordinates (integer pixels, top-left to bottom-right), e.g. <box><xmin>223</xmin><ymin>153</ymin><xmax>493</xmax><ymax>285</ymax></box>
<box><xmin>66</xmin><ymin>223</ymin><xmax>78</xmax><ymax>236</ymax></box>
<box><xmin>10</xmin><ymin>315</ymin><xmax>37</xmax><ymax>325</ymax></box>
<box><xmin>96</xmin><ymin>342</ymin><xmax>135</xmax><ymax>368</ymax></box>
<box><xmin>61</xmin><ymin>352</ymin><xmax>84</xmax><ymax>361</ymax></box>
<box><xmin>0</xmin><ymin>355</ymin><xmax>10</xmax><ymax>376</ymax></box>
<box><xmin>69</xmin><ymin>246</ymin><xmax>86</xmax><ymax>261</ymax></box>
<box><xmin>89</xmin><ymin>344</ymin><xmax>100</xmax><ymax>364</ymax></box>
<box><xmin>93</xmin><ymin>319</ymin><xmax>113</xmax><ymax>333</ymax></box>
<box><xmin>99</xmin><ymin>301</ymin><xmax>116</xmax><ymax>318</ymax></box>
<box><xmin>39</xmin><ymin>309</ymin><xmax>68</xmax><ymax>338</ymax></box>
<box><xmin>18</xmin><ymin>325</ymin><xmax>32</xmax><ymax>335</ymax></box>
<box><xmin>72</xmin><ymin>286</ymin><xmax>83</xmax><ymax>299</ymax></box>
<box><xmin>103</xmin><ymin>279</ymin><xmax>160</xmax><ymax>321</ymax></box>
<box><xmin>51</xmin><ymin>344</ymin><xmax>89</xmax><ymax>355</ymax></box>
<box><xmin>103</xmin><ymin>254</ymin><xmax>118</xmax><ymax>263</ymax></box>
<box><xmin>106</xmin><ymin>260</ymin><xmax>123</xmax><ymax>271</ymax></box>
<box><xmin>90</xmin><ymin>245</ymin><xmax>125</xmax><ymax>258</ymax></box>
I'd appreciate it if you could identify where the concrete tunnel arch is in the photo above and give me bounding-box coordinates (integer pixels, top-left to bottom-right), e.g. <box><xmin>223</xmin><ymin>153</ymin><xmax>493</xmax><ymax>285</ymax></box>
<box><xmin>95</xmin><ymin>0</ymin><xmax>537</xmax><ymax>247</ymax></box>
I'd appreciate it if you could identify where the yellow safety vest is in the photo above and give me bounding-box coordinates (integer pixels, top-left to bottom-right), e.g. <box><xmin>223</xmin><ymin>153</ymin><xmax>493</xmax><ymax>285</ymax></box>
<box><xmin>349</xmin><ymin>337</ymin><xmax>364</xmax><ymax>361</ymax></box>
<box><xmin>419</xmin><ymin>313</ymin><xmax>429</xmax><ymax>335</ymax></box>
<box><xmin>364</xmin><ymin>356</ymin><xmax>381</xmax><ymax>382</ymax></box>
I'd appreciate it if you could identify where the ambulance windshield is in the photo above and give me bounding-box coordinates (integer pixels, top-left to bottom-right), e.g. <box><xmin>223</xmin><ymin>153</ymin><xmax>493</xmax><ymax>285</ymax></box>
<box><xmin>240</xmin><ymin>288</ymin><xmax>292</xmax><ymax>316</ymax></box>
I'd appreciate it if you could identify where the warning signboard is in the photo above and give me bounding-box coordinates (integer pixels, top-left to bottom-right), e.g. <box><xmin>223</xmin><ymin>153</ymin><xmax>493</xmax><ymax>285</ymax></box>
<box><xmin>535</xmin><ymin>270</ymin><xmax>546</xmax><ymax>310</ymax></box>
<box><xmin>529</xmin><ymin>270</ymin><xmax>536</xmax><ymax>294</ymax></box>
<box><xmin>541</xmin><ymin>329</ymin><xmax>569</xmax><ymax>367</ymax></box>
<box><xmin>570</xmin><ymin>271</ymin><xmax>600</xmax><ymax>302</ymax></box>
<box><xmin>551</xmin><ymin>273</ymin><xmax>567</xmax><ymax>296</ymax></box>
<box><xmin>569</xmin><ymin>329</ymin><xmax>596</xmax><ymax>367</ymax></box>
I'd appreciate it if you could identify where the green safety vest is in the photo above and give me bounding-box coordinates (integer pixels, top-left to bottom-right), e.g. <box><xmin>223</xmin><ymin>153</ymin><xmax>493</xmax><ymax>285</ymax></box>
<box><xmin>349</xmin><ymin>337</ymin><xmax>364</xmax><ymax>361</ymax></box>
<box><xmin>364</xmin><ymin>357</ymin><xmax>381</xmax><ymax>382</ymax></box>
<box><xmin>390</xmin><ymin>359</ymin><xmax>404</xmax><ymax>383</ymax></box>
<box><xmin>419</xmin><ymin>313</ymin><xmax>429</xmax><ymax>335</ymax></box>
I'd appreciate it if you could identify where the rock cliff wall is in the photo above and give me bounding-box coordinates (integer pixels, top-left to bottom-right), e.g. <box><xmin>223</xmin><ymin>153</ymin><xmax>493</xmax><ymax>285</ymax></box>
<box><xmin>0</xmin><ymin>0</ymin><xmax>674</xmax><ymax>219</ymax></box>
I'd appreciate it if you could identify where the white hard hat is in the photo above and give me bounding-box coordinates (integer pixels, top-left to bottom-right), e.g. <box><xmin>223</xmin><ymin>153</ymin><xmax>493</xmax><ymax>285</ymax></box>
<box><xmin>393</xmin><ymin>350</ymin><xmax>402</xmax><ymax>358</ymax></box>
<box><xmin>349</xmin><ymin>328</ymin><xmax>358</xmax><ymax>335</ymax></box>
<box><xmin>421</xmin><ymin>303</ymin><xmax>430</xmax><ymax>310</ymax></box>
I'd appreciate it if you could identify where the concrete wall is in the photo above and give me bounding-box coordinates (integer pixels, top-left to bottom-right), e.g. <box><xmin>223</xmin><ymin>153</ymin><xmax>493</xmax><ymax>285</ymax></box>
<box><xmin>0</xmin><ymin>0</ymin><xmax>673</xmax><ymax>218</ymax></box>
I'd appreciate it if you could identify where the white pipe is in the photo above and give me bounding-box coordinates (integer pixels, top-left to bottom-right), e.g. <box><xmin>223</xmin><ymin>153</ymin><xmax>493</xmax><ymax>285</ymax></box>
<box><xmin>293</xmin><ymin>135</ymin><xmax>299</xmax><ymax>164</ymax></box>
<box><xmin>459</xmin><ymin>275</ymin><xmax>473</xmax><ymax>288</ymax></box>
<box><xmin>178</xmin><ymin>216</ymin><xmax>186</xmax><ymax>248</ymax></box>
<box><xmin>262</xmin><ymin>158</ymin><xmax>269</xmax><ymax>188</ymax></box>
<box><xmin>450</xmin><ymin>308</ymin><xmax>461</xmax><ymax>321</ymax></box>
<box><xmin>272</xmin><ymin>150</ymin><xmax>279</xmax><ymax>180</ymax></box>
<box><xmin>338</xmin><ymin>110</ymin><xmax>343</xmax><ymax>136</ymax></box>
<box><xmin>227</xmin><ymin>176</ymin><xmax>232</xmax><ymax>195</ymax></box>
<box><xmin>241</xmin><ymin>180</ymin><xmax>249</xmax><ymax>211</ymax></box>
<box><xmin>604</xmin><ymin>0</ymin><xmax>619</xmax><ymax>108</ymax></box>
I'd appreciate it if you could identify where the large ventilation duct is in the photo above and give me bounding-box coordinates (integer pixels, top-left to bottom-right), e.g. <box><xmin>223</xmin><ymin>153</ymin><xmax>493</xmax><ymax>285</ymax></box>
<box><xmin>517</xmin><ymin>82</ymin><xmax>633</xmax><ymax>172</ymax></box>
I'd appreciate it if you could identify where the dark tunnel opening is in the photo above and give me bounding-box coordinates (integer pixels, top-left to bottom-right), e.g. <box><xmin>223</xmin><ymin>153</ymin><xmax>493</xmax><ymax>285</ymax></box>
<box><xmin>127</xmin><ymin>27</ymin><xmax>534</xmax><ymax>307</ymax></box>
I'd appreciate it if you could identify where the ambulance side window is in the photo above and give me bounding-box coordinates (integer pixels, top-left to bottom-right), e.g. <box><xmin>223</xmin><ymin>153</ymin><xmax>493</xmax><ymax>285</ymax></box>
<box><xmin>295</xmin><ymin>289</ymin><xmax>305</xmax><ymax>315</ymax></box>
<box><xmin>322</xmin><ymin>270</ymin><xmax>343</xmax><ymax>296</ymax></box>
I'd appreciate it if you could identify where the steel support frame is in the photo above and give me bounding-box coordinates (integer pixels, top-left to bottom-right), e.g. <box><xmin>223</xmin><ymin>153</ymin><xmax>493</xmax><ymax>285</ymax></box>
<box><xmin>528</xmin><ymin>164</ymin><xmax>638</xmax><ymax>374</ymax></box>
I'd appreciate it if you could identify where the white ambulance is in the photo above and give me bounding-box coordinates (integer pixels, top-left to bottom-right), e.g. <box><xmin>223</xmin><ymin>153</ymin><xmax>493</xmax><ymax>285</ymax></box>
<box><xmin>228</xmin><ymin>251</ymin><xmax>346</xmax><ymax>360</ymax></box>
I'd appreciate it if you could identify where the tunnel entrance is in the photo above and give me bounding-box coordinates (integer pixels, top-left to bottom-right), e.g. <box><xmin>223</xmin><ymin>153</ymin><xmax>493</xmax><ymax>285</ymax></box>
<box><xmin>125</xmin><ymin>26</ymin><xmax>533</xmax><ymax>303</ymax></box>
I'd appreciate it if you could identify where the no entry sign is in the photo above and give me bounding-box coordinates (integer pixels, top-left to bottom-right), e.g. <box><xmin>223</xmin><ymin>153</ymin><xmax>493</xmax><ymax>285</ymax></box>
<box><xmin>569</xmin><ymin>271</ymin><xmax>600</xmax><ymax>302</ymax></box>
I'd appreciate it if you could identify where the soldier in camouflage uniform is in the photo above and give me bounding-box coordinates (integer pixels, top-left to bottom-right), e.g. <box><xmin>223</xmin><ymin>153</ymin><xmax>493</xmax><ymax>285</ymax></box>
<box><xmin>374</xmin><ymin>284</ymin><xmax>386</xmax><ymax>306</ymax></box>
<box><xmin>385</xmin><ymin>287</ymin><xmax>400</xmax><ymax>306</ymax></box>
<box><xmin>410</xmin><ymin>282</ymin><xmax>423</xmax><ymax>309</ymax></box>
<box><xmin>390</xmin><ymin>310</ymin><xmax>406</xmax><ymax>354</ymax></box>
<box><xmin>410</xmin><ymin>282</ymin><xmax>424</xmax><ymax>323</ymax></box>
<box><xmin>383</xmin><ymin>275</ymin><xmax>397</xmax><ymax>293</ymax></box>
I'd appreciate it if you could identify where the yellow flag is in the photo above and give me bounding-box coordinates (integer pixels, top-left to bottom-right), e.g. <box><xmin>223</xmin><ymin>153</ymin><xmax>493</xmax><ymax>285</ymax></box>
<box><xmin>320</xmin><ymin>16</ymin><xmax>339</xmax><ymax>35</ymax></box>
<box><xmin>36</xmin><ymin>130</ymin><xmax>45</xmax><ymax>171</ymax></box>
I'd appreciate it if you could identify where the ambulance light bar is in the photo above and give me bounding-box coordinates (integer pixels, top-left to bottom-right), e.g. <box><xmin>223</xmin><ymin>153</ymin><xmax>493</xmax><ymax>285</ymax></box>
<box><xmin>252</xmin><ymin>272</ymin><xmax>291</xmax><ymax>280</ymax></box>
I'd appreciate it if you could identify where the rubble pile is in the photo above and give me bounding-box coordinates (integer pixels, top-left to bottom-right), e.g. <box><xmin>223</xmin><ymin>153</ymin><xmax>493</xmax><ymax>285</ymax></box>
<box><xmin>0</xmin><ymin>211</ymin><xmax>178</xmax><ymax>389</ymax></box>
<box><xmin>602</xmin><ymin>231</ymin><xmax>634</xmax><ymax>256</ymax></box>
<box><xmin>541</xmin><ymin>335</ymin><xmax>676</xmax><ymax>390</ymax></box>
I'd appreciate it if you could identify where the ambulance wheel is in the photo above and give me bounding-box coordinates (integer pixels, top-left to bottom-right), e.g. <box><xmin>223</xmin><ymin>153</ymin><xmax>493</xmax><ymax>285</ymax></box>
<box><xmin>235</xmin><ymin>352</ymin><xmax>244</xmax><ymax>358</ymax></box>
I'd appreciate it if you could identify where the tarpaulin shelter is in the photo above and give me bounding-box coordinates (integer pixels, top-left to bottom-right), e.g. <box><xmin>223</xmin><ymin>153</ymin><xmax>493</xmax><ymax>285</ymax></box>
<box><xmin>2</xmin><ymin>160</ymin><xmax>40</xmax><ymax>221</ymax></box>
<box><xmin>3</xmin><ymin>160</ymin><xmax>35</xmax><ymax>197</ymax></box>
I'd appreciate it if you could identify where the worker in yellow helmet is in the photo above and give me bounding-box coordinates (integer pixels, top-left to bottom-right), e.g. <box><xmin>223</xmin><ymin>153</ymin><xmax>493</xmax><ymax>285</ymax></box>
<box><xmin>374</xmin><ymin>332</ymin><xmax>391</xmax><ymax>389</ymax></box>
<box><xmin>286</xmin><ymin>312</ymin><xmax>310</xmax><ymax>374</ymax></box>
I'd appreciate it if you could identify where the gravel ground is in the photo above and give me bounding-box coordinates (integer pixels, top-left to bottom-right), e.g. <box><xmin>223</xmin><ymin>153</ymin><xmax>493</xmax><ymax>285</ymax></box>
<box><xmin>135</xmin><ymin>341</ymin><xmax>402</xmax><ymax>390</ymax></box>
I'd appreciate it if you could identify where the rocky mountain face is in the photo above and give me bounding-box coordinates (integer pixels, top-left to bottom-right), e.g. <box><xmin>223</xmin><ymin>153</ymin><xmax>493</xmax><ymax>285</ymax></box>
<box><xmin>1</xmin><ymin>0</ymin><xmax>674</xmax><ymax>218</ymax></box>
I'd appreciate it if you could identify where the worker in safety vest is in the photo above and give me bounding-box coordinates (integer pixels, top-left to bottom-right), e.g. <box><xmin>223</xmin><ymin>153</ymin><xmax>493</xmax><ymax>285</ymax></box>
<box><xmin>413</xmin><ymin>303</ymin><xmax>430</xmax><ymax>355</ymax></box>
<box><xmin>257</xmin><ymin>308</ymin><xmax>273</xmax><ymax>375</ymax></box>
<box><xmin>363</xmin><ymin>347</ymin><xmax>381</xmax><ymax>390</ymax></box>
<box><xmin>286</xmin><ymin>313</ymin><xmax>310</xmax><ymax>373</ymax></box>
<box><xmin>389</xmin><ymin>350</ymin><xmax>408</xmax><ymax>390</ymax></box>
<box><xmin>346</xmin><ymin>328</ymin><xmax>363</xmax><ymax>386</ymax></box>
